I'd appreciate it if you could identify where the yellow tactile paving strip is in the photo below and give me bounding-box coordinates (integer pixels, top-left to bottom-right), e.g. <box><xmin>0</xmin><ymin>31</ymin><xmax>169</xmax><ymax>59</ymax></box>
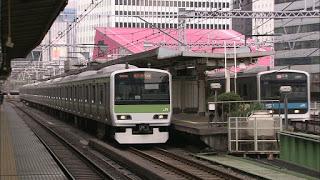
<box><xmin>0</xmin><ymin>105</ymin><xmax>18</xmax><ymax>180</ymax></box>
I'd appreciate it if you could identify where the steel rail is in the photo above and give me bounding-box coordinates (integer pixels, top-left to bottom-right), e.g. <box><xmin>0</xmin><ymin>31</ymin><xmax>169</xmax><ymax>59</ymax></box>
<box><xmin>154</xmin><ymin>147</ymin><xmax>241</xmax><ymax>180</ymax></box>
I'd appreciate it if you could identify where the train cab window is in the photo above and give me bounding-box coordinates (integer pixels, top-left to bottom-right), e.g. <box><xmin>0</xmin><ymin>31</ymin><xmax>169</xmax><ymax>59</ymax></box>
<box><xmin>115</xmin><ymin>71</ymin><xmax>170</xmax><ymax>105</ymax></box>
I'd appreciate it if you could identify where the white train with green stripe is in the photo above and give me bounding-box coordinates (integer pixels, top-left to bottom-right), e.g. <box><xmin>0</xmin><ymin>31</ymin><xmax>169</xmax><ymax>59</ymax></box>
<box><xmin>20</xmin><ymin>64</ymin><xmax>172</xmax><ymax>144</ymax></box>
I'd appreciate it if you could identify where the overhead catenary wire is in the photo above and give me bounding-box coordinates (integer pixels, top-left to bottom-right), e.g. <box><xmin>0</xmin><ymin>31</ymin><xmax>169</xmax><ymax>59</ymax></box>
<box><xmin>44</xmin><ymin>0</ymin><xmax>103</xmax><ymax>50</ymax></box>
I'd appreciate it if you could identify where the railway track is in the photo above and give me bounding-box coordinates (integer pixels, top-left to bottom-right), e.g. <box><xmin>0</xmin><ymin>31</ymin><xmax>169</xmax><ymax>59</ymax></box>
<box><xmin>129</xmin><ymin>147</ymin><xmax>241</xmax><ymax>180</ymax></box>
<box><xmin>10</xmin><ymin>102</ymin><xmax>138</xmax><ymax>180</ymax></box>
<box><xmin>291</xmin><ymin>120</ymin><xmax>320</xmax><ymax>135</ymax></box>
<box><xmin>11</xmin><ymin>100</ymin><xmax>252</xmax><ymax>180</ymax></box>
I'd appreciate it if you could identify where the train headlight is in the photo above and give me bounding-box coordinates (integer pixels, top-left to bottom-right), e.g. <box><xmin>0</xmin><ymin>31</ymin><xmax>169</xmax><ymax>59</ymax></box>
<box><xmin>294</xmin><ymin>110</ymin><xmax>300</xmax><ymax>114</ymax></box>
<box><xmin>153</xmin><ymin>114</ymin><xmax>168</xmax><ymax>119</ymax></box>
<box><xmin>117</xmin><ymin>115</ymin><xmax>132</xmax><ymax>120</ymax></box>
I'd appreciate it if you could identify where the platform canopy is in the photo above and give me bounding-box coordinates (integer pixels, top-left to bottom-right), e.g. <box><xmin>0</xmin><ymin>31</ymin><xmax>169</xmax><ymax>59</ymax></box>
<box><xmin>0</xmin><ymin>0</ymin><xmax>67</xmax><ymax>80</ymax></box>
<box><xmin>91</xmin><ymin>27</ymin><xmax>274</xmax><ymax>72</ymax></box>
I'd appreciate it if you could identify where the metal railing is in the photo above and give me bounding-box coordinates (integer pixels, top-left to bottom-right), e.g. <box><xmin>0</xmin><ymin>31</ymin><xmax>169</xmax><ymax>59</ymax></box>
<box><xmin>310</xmin><ymin>101</ymin><xmax>320</xmax><ymax>118</ymax></box>
<box><xmin>228</xmin><ymin>115</ymin><xmax>282</xmax><ymax>154</ymax></box>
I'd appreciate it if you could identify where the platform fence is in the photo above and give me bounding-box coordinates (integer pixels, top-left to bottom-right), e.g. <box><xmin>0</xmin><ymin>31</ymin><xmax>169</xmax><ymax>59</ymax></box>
<box><xmin>228</xmin><ymin>116</ymin><xmax>282</xmax><ymax>154</ymax></box>
<box><xmin>208</xmin><ymin>100</ymin><xmax>280</xmax><ymax>123</ymax></box>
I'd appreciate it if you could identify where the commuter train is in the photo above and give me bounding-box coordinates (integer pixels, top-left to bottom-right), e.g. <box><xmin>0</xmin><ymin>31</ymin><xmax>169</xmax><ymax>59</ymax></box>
<box><xmin>20</xmin><ymin>64</ymin><xmax>172</xmax><ymax>144</ymax></box>
<box><xmin>257</xmin><ymin>70</ymin><xmax>310</xmax><ymax>120</ymax></box>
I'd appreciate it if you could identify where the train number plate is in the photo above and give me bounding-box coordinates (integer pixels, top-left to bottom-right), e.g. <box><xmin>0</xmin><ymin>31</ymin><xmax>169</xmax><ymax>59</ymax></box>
<box><xmin>133</xmin><ymin>124</ymin><xmax>153</xmax><ymax>134</ymax></box>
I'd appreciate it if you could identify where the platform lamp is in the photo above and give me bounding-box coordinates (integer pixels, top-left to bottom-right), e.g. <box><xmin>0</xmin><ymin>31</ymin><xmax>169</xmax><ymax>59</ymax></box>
<box><xmin>280</xmin><ymin>86</ymin><xmax>292</xmax><ymax>130</ymax></box>
<box><xmin>209</xmin><ymin>83</ymin><xmax>221</xmax><ymax>122</ymax></box>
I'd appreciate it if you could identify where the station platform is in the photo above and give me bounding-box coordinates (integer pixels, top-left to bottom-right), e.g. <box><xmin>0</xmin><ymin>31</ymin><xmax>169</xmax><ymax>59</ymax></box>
<box><xmin>195</xmin><ymin>154</ymin><xmax>318</xmax><ymax>180</ymax></box>
<box><xmin>172</xmin><ymin>113</ymin><xmax>227</xmax><ymax>135</ymax></box>
<box><xmin>0</xmin><ymin>102</ymin><xmax>67</xmax><ymax>179</ymax></box>
<box><xmin>171</xmin><ymin>113</ymin><xmax>228</xmax><ymax>151</ymax></box>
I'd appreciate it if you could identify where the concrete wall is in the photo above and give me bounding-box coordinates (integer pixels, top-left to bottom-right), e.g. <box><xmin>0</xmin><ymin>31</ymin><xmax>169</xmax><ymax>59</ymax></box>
<box><xmin>172</xmin><ymin>79</ymin><xmax>207</xmax><ymax>115</ymax></box>
<box><xmin>173</xmin><ymin>80</ymin><xmax>200</xmax><ymax>113</ymax></box>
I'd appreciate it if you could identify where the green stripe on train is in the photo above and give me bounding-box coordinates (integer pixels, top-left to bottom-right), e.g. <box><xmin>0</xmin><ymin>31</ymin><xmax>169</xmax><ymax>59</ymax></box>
<box><xmin>114</xmin><ymin>104</ymin><xmax>170</xmax><ymax>113</ymax></box>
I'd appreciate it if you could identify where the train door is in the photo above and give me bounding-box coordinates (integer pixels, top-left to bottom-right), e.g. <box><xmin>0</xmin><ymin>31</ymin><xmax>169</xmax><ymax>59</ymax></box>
<box><xmin>64</xmin><ymin>86</ymin><xmax>67</xmax><ymax>110</ymax></box>
<box><xmin>65</xmin><ymin>86</ymin><xmax>68</xmax><ymax>110</ymax></box>
<box><xmin>89</xmin><ymin>83</ymin><xmax>92</xmax><ymax>115</ymax></box>
<box><xmin>91</xmin><ymin>83</ymin><xmax>97</xmax><ymax>116</ymax></box>
<box><xmin>98</xmin><ymin>83</ymin><xmax>105</xmax><ymax>120</ymax></box>
<box><xmin>70</xmin><ymin>85</ymin><xmax>73</xmax><ymax>111</ymax></box>
<box><xmin>69</xmin><ymin>86</ymin><xmax>72</xmax><ymax>111</ymax></box>
<box><xmin>105</xmin><ymin>82</ymin><xmax>110</xmax><ymax>121</ymax></box>
<box><xmin>81</xmin><ymin>84</ymin><xmax>85</xmax><ymax>115</ymax></box>
<box><xmin>77</xmin><ymin>85</ymin><xmax>80</xmax><ymax>114</ymax></box>
<box><xmin>85</xmin><ymin>84</ymin><xmax>89</xmax><ymax>115</ymax></box>
<box><xmin>73</xmin><ymin>85</ymin><xmax>77</xmax><ymax>113</ymax></box>
<box><xmin>59</xmin><ymin>86</ymin><xmax>62</xmax><ymax>109</ymax></box>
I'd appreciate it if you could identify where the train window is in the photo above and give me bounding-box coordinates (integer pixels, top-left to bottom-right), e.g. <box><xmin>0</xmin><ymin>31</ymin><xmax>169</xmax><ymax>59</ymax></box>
<box><xmin>67</xmin><ymin>87</ymin><xmax>69</xmax><ymax>100</ymax></box>
<box><xmin>74</xmin><ymin>86</ymin><xmax>77</xmax><ymax>101</ymax></box>
<box><xmin>99</xmin><ymin>84</ymin><xmax>104</xmax><ymax>105</ymax></box>
<box><xmin>70</xmin><ymin>87</ymin><xmax>73</xmax><ymax>100</ymax></box>
<box><xmin>66</xmin><ymin>87</ymin><xmax>68</xmax><ymax>99</ymax></box>
<box><xmin>105</xmin><ymin>83</ymin><xmax>109</xmax><ymax>106</ymax></box>
<box><xmin>78</xmin><ymin>86</ymin><xmax>81</xmax><ymax>101</ymax></box>
<box><xmin>92</xmin><ymin>85</ymin><xmax>96</xmax><ymax>104</ymax></box>
<box><xmin>71</xmin><ymin>86</ymin><xmax>73</xmax><ymax>100</ymax></box>
<box><xmin>85</xmin><ymin>86</ymin><xmax>89</xmax><ymax>102</ymax></box>
<box><xmin>80</xmin><ymin>86</ymin><xmax>83</xmax><ymax>101</ymax></box>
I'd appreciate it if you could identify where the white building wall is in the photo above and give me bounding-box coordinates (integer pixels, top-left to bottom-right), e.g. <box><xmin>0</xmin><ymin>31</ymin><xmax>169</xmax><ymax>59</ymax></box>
<box><xmin>252</xmin><ymin>0</ymin><xmax>274</xmax><ymax>46</ymax></box>
<box><xmin>75</xmin><ymin>0</ymin><xmax>233</xmax><ymax>57</ymax></box>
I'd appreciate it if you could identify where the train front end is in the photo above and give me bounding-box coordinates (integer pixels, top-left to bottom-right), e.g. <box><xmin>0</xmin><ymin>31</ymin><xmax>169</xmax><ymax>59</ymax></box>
<box><xmin>258</xmin><ymin>70</ymin><xmax>310</xmax><ymax>121</ymax></box>
<box><xmin>110</xmin><ymin>69</ymin><xmax>172</xmax><ymax>144</ymax></box>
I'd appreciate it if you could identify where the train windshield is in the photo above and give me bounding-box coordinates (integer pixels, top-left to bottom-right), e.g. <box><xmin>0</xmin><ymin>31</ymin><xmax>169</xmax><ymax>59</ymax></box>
<box><xmin>260</xmin><ymin>72</ymin><xmax>308</xmax><ymax>102</ymax></box>
<box><xmin>115</xmin><ymin>71</ymin><xmax>170</xmax><ymax>105</ymax></box>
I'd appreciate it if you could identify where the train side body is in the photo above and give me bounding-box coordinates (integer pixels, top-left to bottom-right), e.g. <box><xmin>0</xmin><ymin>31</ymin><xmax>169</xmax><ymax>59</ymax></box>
<box><xmin>20</xmin><ymin>65</ymin><xmax>172</xmax><ymax>144</ymax></box>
